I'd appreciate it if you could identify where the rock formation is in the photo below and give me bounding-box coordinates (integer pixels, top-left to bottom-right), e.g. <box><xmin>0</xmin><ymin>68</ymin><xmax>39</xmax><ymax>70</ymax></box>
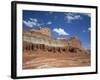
<box><xmin>22</xmin><ymin>28</ymin><xmax>90</xmax><ymax>69</ymax></box>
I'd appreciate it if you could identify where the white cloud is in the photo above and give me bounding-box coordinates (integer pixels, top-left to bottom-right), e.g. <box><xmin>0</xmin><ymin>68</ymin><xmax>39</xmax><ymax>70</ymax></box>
<box><xmin>23</xmin><ymin>20</ymin><xmax>34</xmax><ymax>27</ymax></box>
<box><xmin>53</xmin><ymin>28</ymin><xmax>69</xmax><ymax>36</ymax></box>
<box><xmin>47</xmin><ymin>21</ymin><xmax>52</xmax><ymax>24</ymax></box>
<box><xmin>23</xmin><ymin>18</ymin><xmax>42</xmax><ymax>27</ymax></box>
<box><xmin>82</xmin><ymin>27</ymin><xmax>91</xmax><ymax>33</ymax></box>
<box><xmin>65</xmin><ymin>13</ymin><xmax>81</xmax><ymax>23</ymax></box>
<box><xmin>82</xmin><ymin>30</ymin><xmax>86</xmax><ymax>32</ymax></box>
<box><xmin>30</xmin><ymin>18</ymin><xmax>38</xmax><ymax>22</ymax></box>
<box><xmin>83</xmin><ymin>13</ymin><xmax>91</xmax><ymax>17</ymax></box>
<box><xmin>57</xmin><ymin>37</ymin><xmax>67</xmax><ymax>40</ymax></box>
<box><xmin>88</xmin><ymin>27</ymin><xmax>91</xmax><ymax>31</ymax></box>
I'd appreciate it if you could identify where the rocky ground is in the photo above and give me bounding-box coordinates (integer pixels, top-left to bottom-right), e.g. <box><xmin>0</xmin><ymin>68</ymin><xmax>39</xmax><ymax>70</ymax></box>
<box><xmin>22</xmin><ymin>50</ymin><xmax>90</xmax><ymax>69</ymax></box>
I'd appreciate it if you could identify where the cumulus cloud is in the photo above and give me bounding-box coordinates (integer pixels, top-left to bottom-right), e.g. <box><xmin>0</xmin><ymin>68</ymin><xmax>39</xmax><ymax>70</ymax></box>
<box><xmin>65</xmin><ymin>13</ymin><xmax>81</xmax><ymax>23</ymax></box>
<box><xmin>30</xmin><ymin>18</ymin><xmax>38</xmax><ymax>22</ymax></box>
<box><xmin>88</xmin><ymin>27</ymin><xmax>91</xmax><ymax>31</ymax></box>
<box><xmin>23</xmin><ymin>20</ymin><xmax>35</xmax><ymax>27</ymax></box>
<box><xmin>82</xmin><ymin>30</ymin><xmax>86</xmax><ymax>32</ymax></box>
<box><xmin>57</xmin><ymin>37</ymin><xmax>67</xmax><ymax>40</ymax></box>
<box><xmin>53</xmin><ymin>28</ymin><xmax>69</xmax><ymax>36</ymax></box>
<box><xmin>83</xmin><ymin>13</ymin><xmax>91</xmax><ymax>17</ymax></box>
<box><xmin>82</xmin><ymin>27</ymin><xmax>91</xmax><ymax>33</ymax></box>
<box><xmin>23</xmin><ymin>18</ymin><xmax>41</xmax><ymax>27</ymax></box>
<box><xmin>47</xmin><ymin>21</ymin><xmax>52</xmax><ymax>25</ymax></box>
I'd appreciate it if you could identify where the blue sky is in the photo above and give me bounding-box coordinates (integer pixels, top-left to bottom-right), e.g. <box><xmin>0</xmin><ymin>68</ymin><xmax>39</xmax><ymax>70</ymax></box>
<box><xmin>23</xmin><ymin>10</ymin><xmax>91</xmax><ymax>49</ymax></box>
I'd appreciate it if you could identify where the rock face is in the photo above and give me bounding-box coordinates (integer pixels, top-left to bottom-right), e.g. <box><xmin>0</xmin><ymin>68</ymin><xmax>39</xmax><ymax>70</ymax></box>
<box><xmin>23</xmin><ymin>29</ymin><xmax>84</xmax><ymax>54</ymax></box>
<box><xmin>22</xmin><ymin>28</ymin><xmax>90</xmax><ymax>69</ymax></box>
<box><xmin>23</xmin><ymin>29</ymin><xmax>82</xmax><ymax>50</ymax></box>
<box><xmin>67</xmin><ymin>36</ymin><xmax>82</xmax><ymax>49</ymax></box>
<box><xmin>30</xmin><ymin>27</ymin><xmax>51</xmax><ymax>37</ymax></box>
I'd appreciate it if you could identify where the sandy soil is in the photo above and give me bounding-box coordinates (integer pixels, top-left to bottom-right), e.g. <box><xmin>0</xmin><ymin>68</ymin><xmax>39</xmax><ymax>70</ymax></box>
<box><xmin>22</xmin><ymin>50</ymin><xmax>90</xmax><ymax>69</ymax></box>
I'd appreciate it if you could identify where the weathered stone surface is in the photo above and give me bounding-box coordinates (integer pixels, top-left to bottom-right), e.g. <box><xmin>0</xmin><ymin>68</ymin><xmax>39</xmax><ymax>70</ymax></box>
<box><xmin>22</xmin><ymin>28</ymin><xmax>90</xmax><ymax>69</ymax></box>
<box><xmin>67</xmin><ymin>36</ymin><xmax>82</xmax><ymax>49</ymax></box>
